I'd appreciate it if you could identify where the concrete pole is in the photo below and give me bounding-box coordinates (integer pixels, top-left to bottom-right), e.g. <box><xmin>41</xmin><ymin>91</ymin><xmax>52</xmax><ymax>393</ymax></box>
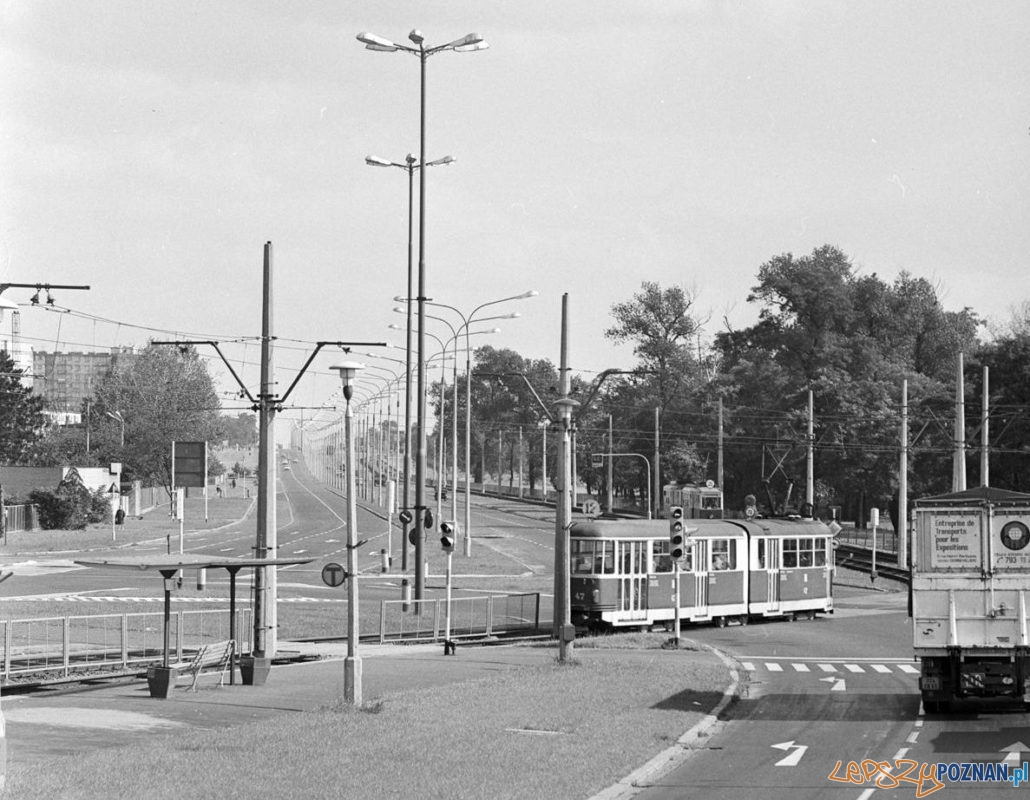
<box><xmin>806</xmin><ymin>390</ymin><xmax>814</xmax><ymax>506</ymax></box>
<box><xmin>981</xmin><ymin>365</ymin><xmax>989</xmax><ymax>487</ymax></box>
<box><xmin>344</xmin><ymin>387</ymin><xmax>362</xmax><ymax>706</ymax></box>
<box><xmin>554</xmin><ymin>293</ymin><xmax>575</xmax><ymax>662</ymax></box>
<box><xmin>717</xmin><ymin>398</ymin><xmax>724</xmax><ymax>494</ymax></box>
<box><xmin>954</xmin><ymin>353</ymin><xmax>966</xmax><ymax>491</ymax></box>
<box><xmin>653</xmin><ymin>406</ymin><xmax>660</xmax><ymax>518</ymax></box>
<box><xmin>899</xmin><ymin>378</ymin><xmax>908</xmax><ymax>570</ymax></box>
<box><xmin>250</xmin><ymin>241</ymin><xmax>276</xmax><ymax>680</ymax></box>
<box><xmin>606</xmin><ymin>414</ymin><xmax>613</xmax><ymax>512</ymax></box>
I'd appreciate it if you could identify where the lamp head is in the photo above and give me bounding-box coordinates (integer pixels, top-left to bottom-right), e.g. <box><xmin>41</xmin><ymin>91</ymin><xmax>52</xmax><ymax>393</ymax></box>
<box><xmin>365</xmin><ymin>155</ymin><xmax>393</xmax><ymax>167</ymax></box>
<box><xmin>408</xmin><ymin>29</ymin><xmax>425</xmax><ymax>45</ymax></box>
<box><xmin>331</xmin><ymin>361</ymin><xmax>365</xmax><ymax>402</ymax></box>
<box><xmin>357</xmin><ymin>32</ymin><xmax>400</xmax><ymax>51</ymax></box>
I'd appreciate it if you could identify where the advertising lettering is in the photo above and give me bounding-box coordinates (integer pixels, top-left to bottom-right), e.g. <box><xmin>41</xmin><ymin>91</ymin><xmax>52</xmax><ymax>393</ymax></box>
<box><xmin>929</xmin><ymin>513</ymin><xmax>978</xmax><ymax>569</ymax></box>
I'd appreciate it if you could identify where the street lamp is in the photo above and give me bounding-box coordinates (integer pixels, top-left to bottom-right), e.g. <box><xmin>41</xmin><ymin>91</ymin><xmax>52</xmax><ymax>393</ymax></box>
<box><xmin>106</xmin><ymin>410</ymin><xmax>125</xmax><ymax>447</ymax></box>
<box><xmin>404</xmin><ymin>291</ymin><xmax>537</xmax><ymax>555</ymax></box>
<box><xmin>331</xmin><ymin>361</ymin><xmax>364</xmax><ymax>706</ymax></box>
<box><xmin>366</xmin><ymin>153</ymin><xmax>454</xmax><ymax>573</ymax></box>
<box><xmin>359</xmin><ymin>28</ymin><xmax>488</xmax><ymax>601</ymax></box>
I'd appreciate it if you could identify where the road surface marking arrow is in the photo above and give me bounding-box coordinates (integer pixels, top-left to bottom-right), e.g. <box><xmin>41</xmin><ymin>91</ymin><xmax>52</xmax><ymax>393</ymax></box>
<box><xmin>1001</xmin><ymin>742</ymin><xmax>1029</xmax><ymax>763</ymax></box>
<box><xmin>820</xmin><ymin>676</ymin><xmax>846</xmax><ymax>691</ymax></box>
<box><xmin>772</xmin><ymin>740</ymin><xmax>808</xmax><ymax>767</ymax></box>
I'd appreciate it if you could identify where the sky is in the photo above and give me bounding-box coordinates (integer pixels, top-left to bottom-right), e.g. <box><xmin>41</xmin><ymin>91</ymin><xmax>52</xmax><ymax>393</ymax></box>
<box><xmin>2</xmin><ymin>1</ymin><xmax>1028</xmax><ymax>435</ymax></box>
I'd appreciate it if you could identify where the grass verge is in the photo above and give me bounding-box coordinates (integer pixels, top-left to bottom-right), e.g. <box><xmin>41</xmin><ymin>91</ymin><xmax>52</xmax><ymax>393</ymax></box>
<box><xmin>5</xmin><ymin>639</ymin><xmax>731</xmax><ymax>800</ymax></box>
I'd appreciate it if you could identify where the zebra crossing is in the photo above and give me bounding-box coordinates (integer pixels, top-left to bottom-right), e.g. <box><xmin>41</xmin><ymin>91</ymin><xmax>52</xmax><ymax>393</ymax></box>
<box><xmin>741</xmin><ymin>658</ymin><xmax>919</xmax><ymax>676</ymax></box>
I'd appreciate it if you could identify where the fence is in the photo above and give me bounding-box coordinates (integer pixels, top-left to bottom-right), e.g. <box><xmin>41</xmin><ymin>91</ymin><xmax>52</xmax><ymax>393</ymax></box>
<box><xmin>378</xmin><ymin>592</ymin><xmax>541</xmax><ymax>643</ymax></box>
<box><xmin>0</xmin><ymin>607</ymin><xmax>252</xmax><ymax>682</ymax></box>
<box><xmin>2</xmin><ymin>504</ymin><xmax>38</xmax><ymax>534</ymax></box>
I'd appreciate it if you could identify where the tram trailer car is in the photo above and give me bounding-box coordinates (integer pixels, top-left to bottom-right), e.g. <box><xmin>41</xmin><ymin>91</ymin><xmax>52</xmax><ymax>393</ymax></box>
<box><xmin>570</xmin><ymin>517</ymin><xmax>833</xmax><ymax>630</ymax></box>
<box><xmin>912</xmin><ymin>486</ymin><xmax>1030</xmax><ymax>712</ymax></box>
<box><xmin>661</xmin><ymin>482</ymin><xmax>724</xmax><ymax>519</ymax></box>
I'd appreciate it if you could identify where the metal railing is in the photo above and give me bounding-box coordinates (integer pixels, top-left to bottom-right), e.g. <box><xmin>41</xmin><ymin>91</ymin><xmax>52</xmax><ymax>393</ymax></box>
<box><xmin>0</xmin><ymin>608</ymin><xmax>252</xmax><ymax>682</ymax></box>
<box><xmin>378</xmin><ymin>593</ymin><xmax>541</xmax><ymax>643</ymax></box>
<box><xmin>2</xmin><ymin>504</ymin><xmax>38</xmax><ymax>533</ymax></box>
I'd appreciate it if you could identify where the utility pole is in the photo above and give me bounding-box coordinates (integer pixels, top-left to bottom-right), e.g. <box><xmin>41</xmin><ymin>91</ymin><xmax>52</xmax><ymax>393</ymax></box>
<box><xmin>717</xmin><ymin>398</ymin><xmax>724</xmax><ymax>493</ymax></box>
<box><xmin>953</xmin><ymin>353</ymin><xmax>966</xmax><ymax>491</ymax></box>
<box><xmin>806</xmin><ymin>390</ymin><xmax>814</xmax><ymax>507</ymax></box>
<box><xmin>981</xmin><ymin>365</ymin><xmax>989</xmax><ymax>487</ymax></box>
<box><xmin>554</xmin><ymin>294</ymin><xmax>577</xmax><ymax>662</ymax></box>
<box><xmin>653</xmin><ymin>407</ymin><xmax>660</xmax><ymax>518</ymax></box>
<box><xmin>250</xmin><ymin>241</ymin><xmax>277</xmax><ymax>683</ymax></box>
<box><xmin>606</xmin><ymin>414</ymin><xmax>613</xmax><ymax>512</ymax></box>
<box><xmin>899</xmin><ymin>378</ymin><xmax>908</xmax><ymax>570</ymax></box>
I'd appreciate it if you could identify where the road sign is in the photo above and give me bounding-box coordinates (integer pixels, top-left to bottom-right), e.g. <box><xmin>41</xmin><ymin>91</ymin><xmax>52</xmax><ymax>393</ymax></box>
<box><xmin>321</xmin><ymin>562</ymin><xmax>347</xmax><ymax>587</ymax></box>
<box><xmin>173</xmin><ymin>441</ymin><xmax>207</xmax><ymax>488</ymax></box>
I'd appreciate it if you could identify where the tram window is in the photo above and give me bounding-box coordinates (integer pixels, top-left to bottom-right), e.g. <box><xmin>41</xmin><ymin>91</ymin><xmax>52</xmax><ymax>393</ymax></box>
<box><xmin>600</xmin><ymin>541</ymin><xmax>615</xmax><ymax>574</ymax></box>
<box><xmin>702</xmin><ymin>496</ymin><xmax>721</xmax><ymax>509</ymax></box>
<box><xmin>654</xmin><ymin>541</ymin><xmax>673</xmax><ymax>573</ymax></box>
<box><xmin>783</xmin><ymin>538</ymin><xmax>798</xmax><ymax>568</ymax></box>
<box><xmin>799</xmin><ymin>538</ymin><xmax>814</xmax><ymax>567</ymax></box>
<box><xmin>711</xmin><ymin>539</ymin><xmax>735</xmax><ymax>570</ymax></box>
<box><xmin>814</xmin><ymin>542</ymin><xmax>827</xmax><ymax>567</ymax></box>
<box><xmin>754</xmin><ymin>540</ymin><xmax>767</xmax><ymax>569</ymax></box>
<box><xmin>571</xmin><ymin>540</ymin><xmax>595</xmax><ymax>575</ymax></box>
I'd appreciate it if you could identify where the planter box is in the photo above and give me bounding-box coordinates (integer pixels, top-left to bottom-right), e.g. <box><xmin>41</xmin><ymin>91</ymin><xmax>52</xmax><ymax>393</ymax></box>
<box><xmin>146</xmin><ymin>666</ymin><xmax>179</xmax><ymax>698</ymax></box>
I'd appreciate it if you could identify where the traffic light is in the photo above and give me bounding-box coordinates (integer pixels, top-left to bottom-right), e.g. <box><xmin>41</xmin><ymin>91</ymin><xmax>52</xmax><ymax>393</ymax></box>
<box><xmin>669</xmin><ymin>505</ymin><xmax>686</xmax><ymax>561</ymax></box>
<box><xmin>440</xmin><ymin>520</ymin><xmax>457</xmax><ymax>553</ymax></box>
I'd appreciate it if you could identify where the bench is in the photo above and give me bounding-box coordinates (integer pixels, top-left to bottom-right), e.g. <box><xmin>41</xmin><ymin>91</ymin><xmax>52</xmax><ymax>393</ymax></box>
<box><xmin>172</xmin><ymin>639</ymin><xmax>235</xmax><ymax>691</ymax></box>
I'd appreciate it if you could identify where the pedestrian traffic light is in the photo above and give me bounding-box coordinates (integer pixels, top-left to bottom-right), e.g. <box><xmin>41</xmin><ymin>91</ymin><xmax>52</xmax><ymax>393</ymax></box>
<box><xmin>440</xmin><ymin>520</ymin><xmax>457</xmax><ymax>553</ymax></box>
<box><xmin>669</xmin><ymin>506</ymin><xmax>686</xmax><ymax>561</ymax></box>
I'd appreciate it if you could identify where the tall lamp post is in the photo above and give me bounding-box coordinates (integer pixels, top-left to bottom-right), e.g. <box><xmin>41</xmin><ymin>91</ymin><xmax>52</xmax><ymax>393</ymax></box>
<box><xmin>366</xmin><ymin>153</ymin><xmax>454</xmax><ymax>572</ymax></box>
<box><xmin>358</xmin><ymin>28</ymin><xmax>488</xmax><ymax>601</ymax></box>
<box><xmin>413</xmin><ymin>291</ymin><xmax>537</xmax><ymax>555</ymax></box>
<box><xmin>332</xmin><ymin>361</ymin><xmax>364</xmax><ymax>706</ymax></box>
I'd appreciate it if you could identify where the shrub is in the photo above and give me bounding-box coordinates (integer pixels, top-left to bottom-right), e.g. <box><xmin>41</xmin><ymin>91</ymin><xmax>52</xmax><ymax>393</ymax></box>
<box><xmin>29</xmin><ymin>476</ymin><xmax>109</xmax><ymax>530</ymax></box>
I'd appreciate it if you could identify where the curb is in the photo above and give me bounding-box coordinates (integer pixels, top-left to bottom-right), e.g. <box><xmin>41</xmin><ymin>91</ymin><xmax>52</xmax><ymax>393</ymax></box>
<box><xmin>587</xmin><ymin>642</ymin><xmax>743</xmax><ymax>800</ymax></box>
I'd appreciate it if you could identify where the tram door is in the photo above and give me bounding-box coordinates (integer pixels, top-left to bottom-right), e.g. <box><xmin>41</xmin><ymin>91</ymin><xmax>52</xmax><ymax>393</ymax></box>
<box><xmin>750</xmin><ymin>537</ymin><xmax>781</xmax><ymax>613</ymax></box>
<box><xmin>690</xmin><ymin>541</ymin><xmax>709</xmax><ymax>615</ymax></box>
<box><xmin>618</xmin><ymin>540</ymin><xmax>648</xmax><ymax>620</ymax></box>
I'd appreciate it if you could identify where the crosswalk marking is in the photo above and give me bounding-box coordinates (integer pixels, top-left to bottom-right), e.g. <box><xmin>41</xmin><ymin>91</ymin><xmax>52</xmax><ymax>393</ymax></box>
<box><xmin>740</xmin><ymin>659</ymin><xmax>920</xmax><ymax>678</ymax></box>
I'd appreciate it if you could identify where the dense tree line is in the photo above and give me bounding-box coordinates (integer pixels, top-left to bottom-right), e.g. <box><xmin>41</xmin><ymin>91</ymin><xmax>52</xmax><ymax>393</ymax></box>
<box><xmin>436</xmin><ymin>245</ymin><xmax>1027</xmax><ymax>520</ymax></box>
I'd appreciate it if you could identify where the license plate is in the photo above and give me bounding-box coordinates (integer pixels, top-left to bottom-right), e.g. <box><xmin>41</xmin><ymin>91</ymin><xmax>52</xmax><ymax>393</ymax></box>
<box><xmin>921</xmin><ymin>676</ymin><xmax>941</xmax><ymax>690</ymax></box>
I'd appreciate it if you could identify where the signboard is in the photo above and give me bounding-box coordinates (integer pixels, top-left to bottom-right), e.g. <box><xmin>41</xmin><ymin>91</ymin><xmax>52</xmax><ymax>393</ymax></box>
<box><xmin>582</xmin><ymin>499</ymin><xmax>601</xmax><ymax>517</ymax></box>
<box><xmin>925</xmin><ymin>510</ymin><xmax>980</xmax><ymax>570</ymax></box>
<box><xmin>173</xmin><ymin>441</ymin><xmax>207</xmax><ymax>489</ymax></box>
<box><xmin>992</xmin><ymin>513</ymin><xmax>1030</xmax><ymax>570</ymax></box>
<box><xmin>321</xmin><ymin>562</ymin><xmax>347</xmax><ymax>587</ymax></box>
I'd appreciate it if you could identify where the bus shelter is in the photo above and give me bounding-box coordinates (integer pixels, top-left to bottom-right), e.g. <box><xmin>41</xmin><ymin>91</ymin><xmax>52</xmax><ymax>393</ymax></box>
<box><xmin>74</xmin><ymin>554</ymin><xmax>313</xmax><ymax>686</ymax></box>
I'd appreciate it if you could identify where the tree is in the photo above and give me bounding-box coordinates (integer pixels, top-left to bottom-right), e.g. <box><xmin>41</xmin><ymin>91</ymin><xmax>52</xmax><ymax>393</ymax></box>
<box><xmin>88</xmin><ymin>343</ymin><xmax>223</xmax><ymax>489</ymax></box>
<box><xmin>0</xmin><ymin>351</ymin><xmax>46</xmax><ymax>463</ymax></box>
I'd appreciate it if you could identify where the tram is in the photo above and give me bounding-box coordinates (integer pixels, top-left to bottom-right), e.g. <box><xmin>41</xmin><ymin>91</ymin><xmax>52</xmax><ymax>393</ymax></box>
<box><xmin>661</xmin><ymin>481</ymin><xmax>724</xmax><ymax>519</ymax></box>
<box><xmin>570</xmin><ymin>516</ymin><xmax>834</xmax><ymax>630</ymax></box>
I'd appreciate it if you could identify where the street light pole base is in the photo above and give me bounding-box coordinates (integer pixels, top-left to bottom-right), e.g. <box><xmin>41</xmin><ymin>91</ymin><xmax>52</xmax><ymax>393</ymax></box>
<box><xmin>344</xmin><ymin>655</ymin><xmax>363</xmax><ymax>706</ymax></box>
<box><xmin>239</xmin><ymin>655</ymin><xmax>271</xmax><ymax>686</ymax></box>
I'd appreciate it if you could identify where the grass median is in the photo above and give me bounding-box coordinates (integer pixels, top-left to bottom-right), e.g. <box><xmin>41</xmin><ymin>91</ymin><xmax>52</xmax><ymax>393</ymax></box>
<box><xmin>5</xmin><ymin>636</ymin><xmax>732</xmax><ymax>800</ymax></box>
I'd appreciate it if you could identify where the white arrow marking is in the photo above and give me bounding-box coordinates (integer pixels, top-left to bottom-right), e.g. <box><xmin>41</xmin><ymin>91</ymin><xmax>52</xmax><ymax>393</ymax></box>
<box><xmin>772</xmin><ymin>740</ymin><xmax>808</xmax><ymax>766</ymax></box>
<box><xmin>1001</xmin><ymin>742</ymin><xmax>1029</xmax><ymax>763</ymax></box>
<box><xmin>820</xmin><ymin>676</ymin><xmax>846</xmax><ymax>691</ymax></box>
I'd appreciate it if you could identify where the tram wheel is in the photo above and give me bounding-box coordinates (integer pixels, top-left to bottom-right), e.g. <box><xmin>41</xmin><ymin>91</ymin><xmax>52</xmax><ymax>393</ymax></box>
<box><xmin>714</xmin><ymin>616</ymin><xmax>728</xmax><ymax>628</ymax></box>
<box><xmin>737</xmin><ymin>614</ymin><xmax>749</xmax><ymax>626</ymax></box>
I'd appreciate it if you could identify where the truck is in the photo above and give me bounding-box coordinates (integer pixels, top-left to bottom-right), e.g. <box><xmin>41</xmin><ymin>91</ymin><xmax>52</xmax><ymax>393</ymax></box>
<box><xmin>912</xmin><ymin>486</ymin><xmax>1030</xmax><ymax>712</ymax></box>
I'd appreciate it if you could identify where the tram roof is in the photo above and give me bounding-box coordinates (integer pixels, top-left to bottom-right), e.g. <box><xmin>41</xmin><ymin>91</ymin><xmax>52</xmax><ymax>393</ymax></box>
<box><xmin>915</xmin><ymin>485</ymin><xmax>1030</xmax><ymax>508</ymax></box>
<box><xmin>570</xmin><ymin>518</ymin><xmax>746</xmax><ymax>539</ymax></box>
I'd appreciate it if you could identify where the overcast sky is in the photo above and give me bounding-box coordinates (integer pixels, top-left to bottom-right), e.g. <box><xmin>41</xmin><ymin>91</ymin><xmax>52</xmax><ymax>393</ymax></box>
<box><xmin>2</xmin><ymin>2</ymin><xmax>1028</xmax><ymax>430</ymax></box>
